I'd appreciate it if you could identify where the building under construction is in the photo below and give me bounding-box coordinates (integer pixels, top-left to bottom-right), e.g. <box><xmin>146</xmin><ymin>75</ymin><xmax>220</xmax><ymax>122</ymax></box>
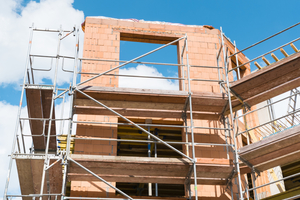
<box><xmin>3</xmin><ymin>17</ymin><xmax>300</xmax><ymax>200</ymax></box>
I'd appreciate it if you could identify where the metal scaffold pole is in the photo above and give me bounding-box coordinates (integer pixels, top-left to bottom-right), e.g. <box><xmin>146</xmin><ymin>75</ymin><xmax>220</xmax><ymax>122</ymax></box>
<box><xmin>39</xmin><ymin>25</ymin><xmax>63</xmax><ymax>200</ymax></box>
<box><xmin>233</xmin><ymin>41</ymin><xmax>241</xmax><ymax>80</ymax></box>
<box><xmin>251</xmin><ymin>171</ymin><xmax>258</xmax><ymax>200</ymax></box>
<box><xmin>221</xmin><ymin>27</ymin><xmax>244</xmax><ymax>200</ymax></box>
<box><xmin>61</xmin><ymin>25</ymin><xmax>79</xmax><ymax>200</ymax></box>
<box><xmin>185</xmin><ymin>35</ymin><xmax>198</xmax><ymax>200</ymax></box>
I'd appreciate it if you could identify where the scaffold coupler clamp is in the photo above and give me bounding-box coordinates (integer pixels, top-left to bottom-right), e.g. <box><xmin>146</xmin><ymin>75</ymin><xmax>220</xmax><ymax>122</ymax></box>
<box><xmin>252</xmin><ymin>166</ymin><xmax>260</xmax><ymax>177</ymax></box>
<box><xmin>61</xmin><ymin>150</ymin><xmax>68</xmax><ymax>166</ymax></box>
<box><xmin>68</xmin><ymin>86</ymin><xmax>75</xmax><ymax>96</ymax></box>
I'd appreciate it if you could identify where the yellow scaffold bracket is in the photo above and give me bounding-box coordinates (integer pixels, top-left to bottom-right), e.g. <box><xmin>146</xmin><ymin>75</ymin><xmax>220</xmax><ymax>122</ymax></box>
<box><xmin>254</xmin><ymin>62</ymin><xmax>262</xmax><ymax>70</ymax></box>
<box><xmin>280</xmin><ymin>48</ymin><xmax>289</xmax><ymax>57</ymax></box>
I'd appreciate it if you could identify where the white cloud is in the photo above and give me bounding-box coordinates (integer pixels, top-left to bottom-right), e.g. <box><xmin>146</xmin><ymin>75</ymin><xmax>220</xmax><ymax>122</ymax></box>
<box><xmin>0</xmin><ymin>0</ymin><xmax>84</xmax><ymax>86</ymax></box>
<box><xmin>119</xmin><ymin>64</ymin><xmax>179</xmax><ymax>90</ymax></box>
<box><xmin>0</xmin><ymin>101</ymin><xmax>29</xmax><ymax>198</ymax></box>
<box><xmin>0</xmin><ymin>0</ymin><xmax>84</xmax><ymax>198</ymax></box>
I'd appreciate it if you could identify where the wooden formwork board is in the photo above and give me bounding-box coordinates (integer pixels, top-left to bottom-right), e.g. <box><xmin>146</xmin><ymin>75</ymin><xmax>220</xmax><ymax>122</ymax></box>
<box><xmin>16</xmin><ymin>158</ymin><xmax>62</xmax><ymax>200</ymax></box>
<box><xmin>239</xmin><ymin>125</ymin><xmax>300</xmax><ymax>173</ymax></box>
<box><xmin>26</xmin><ymin>88</ymin><xmax>57</xmax><ymax>151</ymax></box>
<box><xmin>68</xmin><ymin>154</ymin><xmax>233</xmax><ymax>185</ymax></box>
<box><xmin>231</xmin><ymin>51</ymin><xmax>300</xmax><ymax>107</ymax></box>
<box><xmin>74</xmin><ymin>86</ymin><xmax>227</xmax><ymax>120</ymax></box>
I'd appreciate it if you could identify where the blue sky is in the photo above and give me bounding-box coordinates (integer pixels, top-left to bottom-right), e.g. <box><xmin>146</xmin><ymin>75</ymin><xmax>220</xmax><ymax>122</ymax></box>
<box><xmin>73</xmin><ymin>0</ymin><xmax>300</xmax><ymax>57</ymax></box>
<box><xmin>2</xmin><ymin>0</ymin><xmax>300</xmax><ymax>104</ymax></box>
<box><xmin>1</xmin><ymin>0</ymin><xmax>300</xmax><ymax>198</ymax></box>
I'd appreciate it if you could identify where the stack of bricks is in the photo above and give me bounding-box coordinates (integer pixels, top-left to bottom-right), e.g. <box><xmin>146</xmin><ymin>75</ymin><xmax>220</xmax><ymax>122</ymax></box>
<box><xmin>72</xmin><ymin>16</ymin><xmax>267</xmax><ymax>199</ymax></box>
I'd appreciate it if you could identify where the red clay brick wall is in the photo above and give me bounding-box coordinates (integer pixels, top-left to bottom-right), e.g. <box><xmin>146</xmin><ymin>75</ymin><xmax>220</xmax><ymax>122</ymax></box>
<box><xmin>72</xmin><ymin>16</ymin><xmax>265</xmax><ymax>199</ymax></box>
<box><xmin>178</xmin><ymin>29</ymin><xmax>224</xmax><ymax>93</ymax></box>
<box><xmin>72</xmin><ymin>116</ymin><xmax>118</xmax><ymax>198</ymax></box>
<box><xmin>81</xmin><ymin>18</ymin><xmax>120</xmax><ymax>87</ymax></box>
<box><xmin>75</xmin><ymin>16</ymin><xmax>230</xmax><ymax>199</ymax></box>
<box><xmin>71</xmin><ymin>181</ymin><xmax>116</xmax><ymax>198</ymax></box>
<box><xmin>74</xmin><ymin>117</ymin><xmax>117</xmax><ymax>156</ymax></box>
<box><xmin>72</xmin><ymin>17</ymin><xmax>121</xmax><ymax>198</ymax></box>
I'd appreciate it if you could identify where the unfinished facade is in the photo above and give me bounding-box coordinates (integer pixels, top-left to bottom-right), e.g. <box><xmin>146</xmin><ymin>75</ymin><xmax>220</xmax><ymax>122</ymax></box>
<box><xmin>4</xmin><ymin>17</ymin><xmax>300</xmax><ymax>200</ymax></box>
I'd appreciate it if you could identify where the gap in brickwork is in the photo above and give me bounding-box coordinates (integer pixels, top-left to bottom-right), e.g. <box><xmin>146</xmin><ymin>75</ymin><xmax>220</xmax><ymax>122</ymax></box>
<box><xmin>119</xmin><ymin>40</ymin><xmax>179</xmax><ymax>91</ymax></box>
<box><xmin>115</xmin><ymin>182</ymin><xmax>185</xmax><ymax>197</ymax></box>
<box><xmin>282</xmin><ymin>160</ymin><xmax>300</xmax><ymax>191</ymax></box>
<box><xmin>117</xmin><ymin>118</ymin><xmax>183</xmax><ymax>158</ymax></box>
<box><xmin>116</xmin><ymin>118</ymin><xmax>185</xmax><ymax>197</ymax></box>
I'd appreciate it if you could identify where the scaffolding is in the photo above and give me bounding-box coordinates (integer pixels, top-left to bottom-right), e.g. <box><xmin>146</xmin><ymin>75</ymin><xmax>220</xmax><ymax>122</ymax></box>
<box><xmin>3</xmin><ymin>19</ymin><xmax>300</xmax><ymax>200</ymax></box>
<box><xmin>224</xmin><ymin>21</ymin><xmax>300</xmax><ymax>200</ymax></box>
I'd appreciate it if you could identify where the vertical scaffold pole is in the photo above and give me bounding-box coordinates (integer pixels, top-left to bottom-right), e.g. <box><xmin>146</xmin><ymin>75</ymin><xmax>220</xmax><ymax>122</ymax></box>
<box><xmin>154</xmin><ymin>137</ymin><xmax>158</xmax><ymax>197</ymax></box>
<box><xmin>62</xmin><ymin>26</ymin><xmax>79</xmax><ymax>200</ymax></box>
<box><xmin>183</xmin><ymin>113</ymin><xmax>191</xmax><ymax>199</ymax></box>
<box><xmin>40</xmin><ymin>25</ymin><xmax>63</xmax><ymax>200</ymax></box>
<box><xmin>221</xmin><ymin>27</ymin><xmax>244</xmax><ymax>200</ymax></box>
<box><xmin>181</xmin><ymin>39</ymin><xmax>186</xmax><ymax>91</ymax></box>
<box><xmin>252</xmin><ymin>171</ymin><xmax>258</xmax><ymax>200</ymax></box>
<box><xmin>3</xmin><ymin>23</ymin><xmax>34</xmax><ymax>200</ymax></box>
<box><xmin>185</xmin><ymin>35</ymin><xmax>198</xmax><ymax>200</ymax></box>
<box><xmin>234</xmin><ymin>41</ymin><xmax>241</xmax><ymax>80</ymax></box>
<box><xmin>216</xmin><ymin>52</ymin><xmax>223</xmax><ymax>94</ymax></box>
<box><xmin>59</xmin><ymin>94</ymin><xmax>65</xmax><ymax>135</ymax></box>
<box><xmin>219</xmin><ymin>33</ymin><xmax>230</xmax><ymax>160</ymax></box>
<box><xmin>223</xmin><ymin>116</ymin><xmax>230</xmax><ymax>159</ymax></box>
<box><xmin>246</xmin><ymin>181</ymin><xmax>250</xmax><ymax>200</ymax></box>
<box><xmin>230</xmin><ymin>182</ymin><xmax>234</xmax><ymax>200</ymax></box>
<box><xmin>147</xmin><ymin>125</ymin><xmax>152</xmax><ymax>196</ymax></box>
